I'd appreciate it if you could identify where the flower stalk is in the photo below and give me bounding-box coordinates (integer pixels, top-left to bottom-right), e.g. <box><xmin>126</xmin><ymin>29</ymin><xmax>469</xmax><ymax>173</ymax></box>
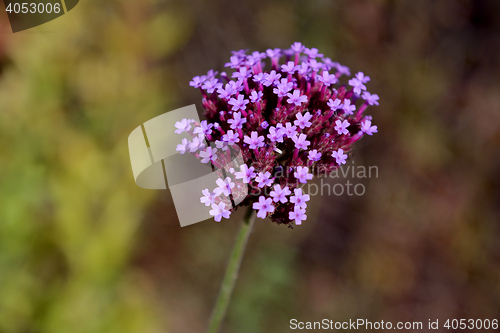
<box><xmin>206</xmin><ymin>207</ymin><xmax>256</xmax><ymax>333</ymax></box>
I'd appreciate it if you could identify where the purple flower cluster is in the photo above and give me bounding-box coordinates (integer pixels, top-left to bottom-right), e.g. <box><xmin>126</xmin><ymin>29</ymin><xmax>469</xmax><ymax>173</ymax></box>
<box><xmin>178</xmin><ymin>43</ymin><xmax>379</xmax><ymax>226</ymax></box>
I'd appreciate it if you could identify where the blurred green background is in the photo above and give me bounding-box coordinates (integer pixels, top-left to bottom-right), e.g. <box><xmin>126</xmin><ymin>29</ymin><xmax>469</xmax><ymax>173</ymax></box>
<box><xmin>0</xmin><ymin>0</ymin><xmax>499</xmax><ymax>332</ymax></box>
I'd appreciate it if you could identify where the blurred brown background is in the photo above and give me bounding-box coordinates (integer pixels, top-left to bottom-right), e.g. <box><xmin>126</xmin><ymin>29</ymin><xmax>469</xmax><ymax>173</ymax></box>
<box><xmin>0</xmin><ymin>0</ymin><xmax>499</xmax><ymax>332</ymax></box>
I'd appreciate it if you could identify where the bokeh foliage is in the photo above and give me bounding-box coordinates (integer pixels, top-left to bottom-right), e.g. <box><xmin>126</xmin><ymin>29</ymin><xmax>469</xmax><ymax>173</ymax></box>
<box><xmin>1</xmin><ymin>0</ymin><xmax>500</xmax><ymax>333</ymax></box>
<box><xmin>0</xmin><ymin>0</ymin><xmax>190</xmax><ymax>332</ymax></box>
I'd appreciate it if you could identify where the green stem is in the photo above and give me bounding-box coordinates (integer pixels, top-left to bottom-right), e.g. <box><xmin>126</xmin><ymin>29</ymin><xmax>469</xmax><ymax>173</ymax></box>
<box><xmin>206</xmin><ymin>207</ymin><xmax>256</xmax><ymax>333</ymax></box>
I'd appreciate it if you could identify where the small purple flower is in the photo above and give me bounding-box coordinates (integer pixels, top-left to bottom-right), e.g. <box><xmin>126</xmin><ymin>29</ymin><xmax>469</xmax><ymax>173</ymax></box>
<box><xmin>292</xmin><ymin>133</ymin><xmax>310</xmax><ymax>150</ymax></box>
<box><xmin>217</xmin><ymin>81</ymin><xmax>239</xmax><ymax>99</ymax></box>
<box><xmin>296</xmin><ymin>62</ymin><xmax>309</xmax><ymax>75</ymax></box>
<box><xmin>304</xmin><ymin>47</ymin><xmax>323</xmax><ymax>59</ymax></box>
<box><xmin>189</xmin><ymin>135</ymin><xmax>206</xmax><ymax>152</ymax></box>
<box><xmin>360</xmin><ymin>119</ymin><xmax>378</xmax><ymax>135</ymax></box>
<box><xmin>231</xmin><ymin>49</ymin><xmax>248</xmax><ymax>58</ymax></box>
<box><xmin>174</xmin><ymin>118</ymin><xmax>192</xmax><ymax>134</ymax></box>
<box><xmin>273</xmin><ymin>78</ymin><xmax>294</xmax><ymax>97</ymax></box>
<box><xmin>215</xmin><ymin>140</ymin><xmax>228</xmax><ymax>151</ymax></box>
<box><xmin>217</xmin><ymin>87</ymin><xmax>233</xmax><ymax>100</ymax></box>
<box><xmin>202</xmin><ymin>78</ymin><xmax>222</xmax><ymax>93</ymax></box>
<box><xmin>225</xmin><ymin>55</ymin><xmax>243</xmax><ymax>69</ymax></box>
<box><xmin>294</xmin><ymin>111</ymin><xmax>313</xmax><ymax>129</ymax></box>
<box><xmin>193</xmin><ymin>120</ymin><xmax>214</xmax><ymax>136</ymax></box>
<box><xmin>308</xmin><ymin>59</ymin><xmax>323</xmax><ymax>72</ymax></box>
<box><xmin>252</xmin><ymin>72</ymin><xmax>266</xmax><ymax>84</ymax></box>
<box><xmin>250</xmin><ymin>51</ymin><xmax>266</xmax><ymax>62</ymax></box>
<box><xmin>222</xmin><ymin>130</ymin><xmax>240</xmax><ymax>145</ymax></box>
<box><xmin>342</xmin><ymin>99</ymin><xmax>356</xmax><ymax>115</ymax></box>
<box><xmin>294</xmin><ymin>166</ymin><xmax>313</xmax><ymax>183</ymax></box>
<box><xmin>260</xmin><ymin>121</ymin><xmax>269</xmax><ymax>129</ymax></box>
<box><xmin>270</xmin><ymin>184</ymin><xmax>291</xmax><ymax>203</ymax></box>
<box><xmin>200</xmin><ymin>189</ymin><xmax>217</xmax><ymax>207</ymax></box>
<box><xmin>206</xmin><ymin>70</ymin><xmax>218</xmax><ymax>79</ymax></box>
<box><xmin>327</xmin><ymin>98</ymin><xmax>342</xmax><ymax>111</ymax></box>
<box><xmin>290</xmin><ymin>188</ymin><xmax>310</xmax><ymax>209</ymax></box>
<box><xmin>245</xmin><ymin>55</ymin><xmax>259</xmax><ymax>67</ymax></box>
<box><xmin>335</xmin><ymin>63</ymin><xmax>350</xmax><ymax>76</ymax></box>
<box><xmin>250</xmin><ymin>90</ymin><xmax>263</xmax><ymax>103</ymax></box>
<box><xmin>228</xmin><ymin>112</ymin><xmax>247</xmax><ymax>130</ymax></box>
<box><xmin>243</xmin><ymin>131</ymin><xmax>265</xmax><ymax>149</ymax></box>
<box><xmin>289</xmin><ymin>206</ymin><xmax>307</xmax><ymax>225</ymax></box>
<box><xmin>209</xmin><ymin>202</ymin><xmax>231</xmax><ymax>222</ymax></box>
<box><xmin>189</xmin><ymin>76</ymin><xmax>204</xmax><ymax>88</ymax></box>
<box><xmin>267</xmin><ymin>126</ymin><xmax>285</xmax><ymax>143</ymax></box>
<box><xmin>283</xmin><ymin>48</ymin><xmax>294</xmax><ymax>57</ymax></box>
<box><xmin>266</xmin><ymin>48</ymin><xmax>281</xmax><ymax>59</ymax></box>
<box><xmin>263</xmin><ymin>70</ymin><xmax>281</xmax><ymax>87</ymax></box>
<box><xmin>232</xmin><ymin>66</ymin><xmax>252</xmax><ymax>81</ymax></box>
<box><xmin>334</xmin><ymin>119</ymin><xmax>350</xmax><ymax>135</ymax></box>
<box><xmin>255</xmin><ymin>171</ymin><xmax>273</xmax><ymax>188</ymax></box>
<box><xmin>199</xmin><ymin>146</ymin><xmax>218</xmax><ymax>164</ymax></box>
<box><xmin>234</xmin><ymin>164</ymin><xmax>256</xmax><ymax>183</ymax></box>
<box><xmin>308</xmin><ymin>149</ymin><xmax>322</xmax><ymax>162</ymax></box>
<box><xmin>283</xmin><ymin>122</ymin><xmax>297</xmax><ymax>137</ymax></box>
<box><xmin>176</xmin><ymin>138</ymin><xmax>189</xmax><ymax>154</ymax></box>
<box><xmin>362</xmin><ymin>92</ymin><xmax>380</xmax><ymax>106</ymax></box>
<box><xmin>252</xmin><ymin>196</ymin><xmax>275</xmax><ymax>219</ymax></box>
<box><xmin>332</xmin><ymin>148</ymin><xmax>348</xmax><ymax>165</ymax></box>
<box><xmin>281</xmin><ymin>61</ymin><xmax>297</xmax><ymax>74</ymax></box>
<box><xmin>355</xmin><ymin>72</ymin><xmax>370</xmax><ymax>84</ymax></box>
<box><xmin>286</xmin><ymin>89</ymin><xmax>308</xmax><ymax>106</ymax></box>
<box><xmin>317</xmin><ymin>71</ymin><xmax>338</xmax><ymax>86</ymax></box>
<box><xmin>291</xmin><ymin>42</ymin><xmax>305</xmax><ymax>53</ymax></box>
<box><xmin>214</xmin><ymin>177</ymin><xmax>235</xmax><ymax>197</ymax></box>
<box><xmin>322</xmin><ymin>57</ymin><xmax>335</xmax><ymax>71</ymax></box>
<box><xmin>228</xmin><ymin>95</ymin><xmax>250</xmax><ymax>112</ymax></box>
<box><xmin>348</xmin><ymin>77</ymin><xmax>367</xmax><ymax>95</ymax></box>
<box><xmin>233</xmin><ymin>80</ymin><xmax>244</xmax><ymax>91</ymax></box>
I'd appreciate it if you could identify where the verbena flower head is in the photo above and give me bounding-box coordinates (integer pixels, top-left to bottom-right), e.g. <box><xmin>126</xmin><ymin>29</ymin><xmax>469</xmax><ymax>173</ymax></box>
<box><xmin>178</xmin><ymin>43</ymin><xmax>379</xmax><ymax>227</ymax></box>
